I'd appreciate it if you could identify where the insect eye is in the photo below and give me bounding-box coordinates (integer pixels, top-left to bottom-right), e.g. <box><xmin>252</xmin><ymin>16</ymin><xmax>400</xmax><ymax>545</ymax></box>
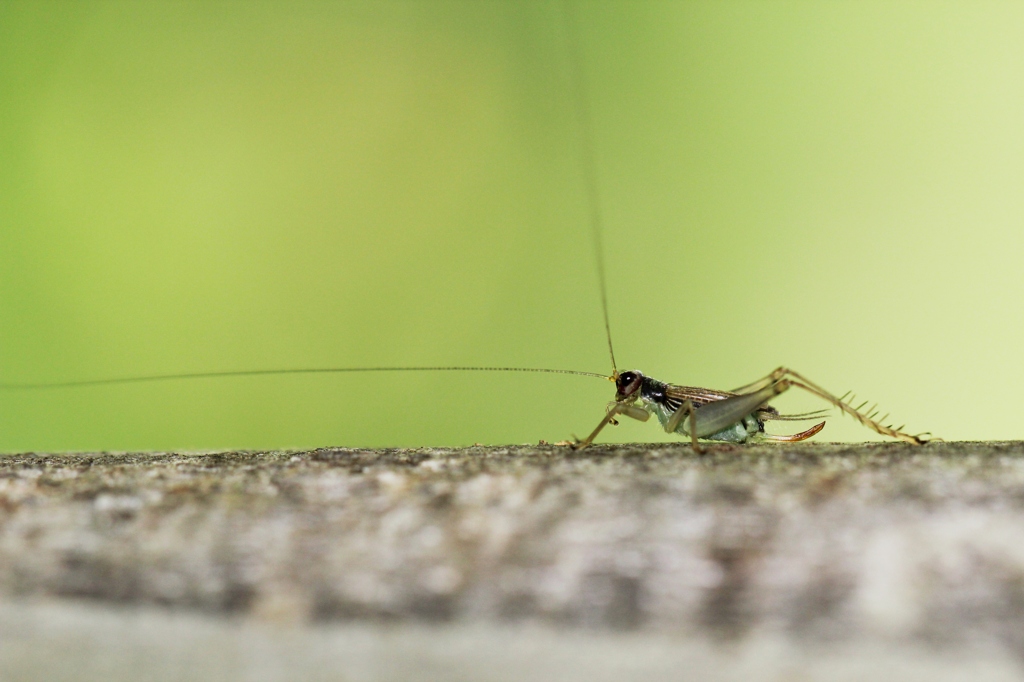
<box><xmin>616</xmin><ymin>371</ymin><xmax>642</xmax><ymax>396</ymax></box>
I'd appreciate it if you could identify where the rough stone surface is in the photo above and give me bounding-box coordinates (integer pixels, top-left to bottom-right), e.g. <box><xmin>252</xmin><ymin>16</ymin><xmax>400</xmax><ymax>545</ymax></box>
<box><xmin>2</xmin><ymin>441</ymin><xmax>1024</xmax><ymax>674</ymax></box>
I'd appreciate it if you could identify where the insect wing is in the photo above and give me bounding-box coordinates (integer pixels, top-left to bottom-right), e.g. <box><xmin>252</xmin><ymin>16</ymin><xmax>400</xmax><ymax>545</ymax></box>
<box><xmin>662</xmin><ymin>384</ymin><xmax>736</xmax><ymax>412</ymax></box>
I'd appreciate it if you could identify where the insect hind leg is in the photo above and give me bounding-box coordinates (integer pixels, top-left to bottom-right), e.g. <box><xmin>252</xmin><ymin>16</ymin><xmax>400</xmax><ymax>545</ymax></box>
<box><xmin>772</xmin><ymin>368</ymin><xmax>926</xmax><ymax>444</ymax></box>
<box><xmin>729</xmin><ymin>366</ymin><xmax>788</xmax><ymax>394</ymax></box>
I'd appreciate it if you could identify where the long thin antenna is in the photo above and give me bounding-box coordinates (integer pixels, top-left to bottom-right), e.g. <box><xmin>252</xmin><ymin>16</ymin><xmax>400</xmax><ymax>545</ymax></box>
<box><xmin>4</xmin><ymin>9</ymin><xmax>620</xmax><ymax>398</ymax></box>
<box><xmin>562</xmin><ymin>0</ymin><xmax>617</xmax><ymax>377</ymax></box>
<box><xmin>0</xmin><ymin>366</ymin><xmax>608</xmax><ymax>391</ymax></box>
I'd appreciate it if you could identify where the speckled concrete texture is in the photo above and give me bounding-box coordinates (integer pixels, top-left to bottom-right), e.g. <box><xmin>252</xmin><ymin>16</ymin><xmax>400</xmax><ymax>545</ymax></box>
<box><xmin>1</xmin><ymin>441</ymin><xmax>1023</xmax><ymax>679</ymax></box>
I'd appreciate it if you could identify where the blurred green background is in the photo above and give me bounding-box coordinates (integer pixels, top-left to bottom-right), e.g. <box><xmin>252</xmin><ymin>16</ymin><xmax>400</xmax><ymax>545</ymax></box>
<box><xmin>1</xmin><ymin>0</ymin><xmax>1022</xmax><ymax>451</ymax></box>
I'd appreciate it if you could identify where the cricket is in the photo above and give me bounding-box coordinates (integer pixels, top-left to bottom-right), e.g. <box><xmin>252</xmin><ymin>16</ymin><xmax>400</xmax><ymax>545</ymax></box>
<box><xmin>0</xmin><ymin>4</ymin><xmax>931</xmax><ymax>450</ymax></box>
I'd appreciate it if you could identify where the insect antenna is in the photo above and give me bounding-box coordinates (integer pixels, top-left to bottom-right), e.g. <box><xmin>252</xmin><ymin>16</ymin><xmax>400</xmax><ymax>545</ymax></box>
<box><xmin>5</xmin><ymin>8</ymin><xmax>621</xmax><ymax>402</ymax></box>
<box><xmin>0</xmin><ymin>366</ymin><xmax>609</xmax><ymax>391</ymax></box>
<box><xmin>562</xmin><ymin>0</ymin><xmax>617</xmax><ymax>378</ymax></box>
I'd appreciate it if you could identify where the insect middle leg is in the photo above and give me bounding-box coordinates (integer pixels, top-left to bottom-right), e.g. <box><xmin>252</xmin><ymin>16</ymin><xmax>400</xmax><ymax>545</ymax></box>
<box><xmin>666</xmin><ymin>398</ymin><xmax>703</xmax><ymax>453</ymax></box>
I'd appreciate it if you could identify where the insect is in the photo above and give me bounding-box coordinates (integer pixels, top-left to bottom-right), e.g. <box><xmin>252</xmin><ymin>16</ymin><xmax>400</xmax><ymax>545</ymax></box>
<box><xmin>0</xmin><ymin>3</ymin><xmax>930</xmax><ymax>450</ymax></box>
<box><xmin>555</xmin><ymin>1</ymin><xmax>929</xmax><ymax>451</ymax></box>
<box><xmin>574</xmin><ymin>366</ymin><xmax>927</xmax><ymax>452</ymax></box>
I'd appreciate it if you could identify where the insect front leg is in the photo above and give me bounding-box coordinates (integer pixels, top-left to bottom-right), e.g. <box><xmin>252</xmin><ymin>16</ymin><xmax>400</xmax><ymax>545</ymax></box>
<box><xmin>573</xmin><ymin>401</ymin><xmax>649</xmax><ymax>450</ymax></box>
<box><xmin>603</xmin><ymin>400</ymin><xmax>647</xmax><ymax>426</ymax></box>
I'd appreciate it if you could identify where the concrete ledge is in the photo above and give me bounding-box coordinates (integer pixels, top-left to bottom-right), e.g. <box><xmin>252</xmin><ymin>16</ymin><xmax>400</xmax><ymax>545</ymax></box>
<box><xmin>1</xmin><ymin>600</ymin><xmax>1020</xmax><ymax>682</ymax></box>
<box><xmin>1</xmin><ymin>441</ymin><xmax>1023</xmax><ymax>678</ymax></box>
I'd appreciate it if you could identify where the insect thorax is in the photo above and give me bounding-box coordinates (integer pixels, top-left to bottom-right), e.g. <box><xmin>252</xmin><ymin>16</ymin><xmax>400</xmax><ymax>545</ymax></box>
<box><xmin>637</xmin><ymin>375</ymin><xmax>763</xmax><ymax>443</ymax></box>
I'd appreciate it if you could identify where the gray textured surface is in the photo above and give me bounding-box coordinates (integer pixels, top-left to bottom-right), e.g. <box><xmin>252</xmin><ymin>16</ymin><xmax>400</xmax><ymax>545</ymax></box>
<box><xmin>2</xmin><ymin>441</ymin><xmax>1024</xmax><ymax>679</ymax></box>
<box><xmin>1</xmin><ymin>600</ymin><xmax>1020</xmax><ymax>682</ymax></box>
